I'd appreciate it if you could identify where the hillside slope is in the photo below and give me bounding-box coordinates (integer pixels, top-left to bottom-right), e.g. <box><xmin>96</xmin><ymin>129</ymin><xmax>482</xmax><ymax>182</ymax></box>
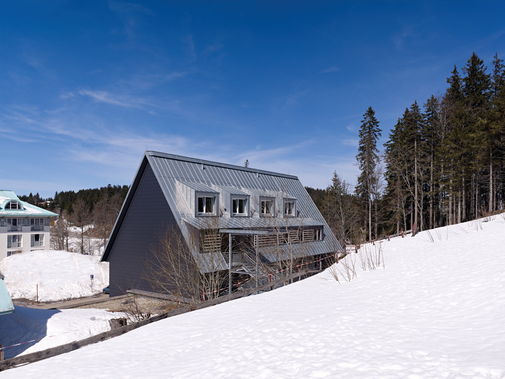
<box><xmin>2</xmin><ymin>215</ymin><xmax>505</xmax><ymax>378</ymax></box>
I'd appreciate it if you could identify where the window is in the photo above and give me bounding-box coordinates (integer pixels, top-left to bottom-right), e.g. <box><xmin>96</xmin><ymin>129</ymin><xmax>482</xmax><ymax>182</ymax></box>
<box><xmin>197</xmin><ymin>196</ymin><xmax>216</xmax><ymax>215</ymax></box>
<box><xmin>31</xmin><ymin>234</ymin><xmax>44</xmax><ymax>247</ymax></box>
<box><xmin>302</xmin><ymin>228</ymin><xmax>323</xmax><ymax>242</ymax></box>
<box><xmin>7</xmin><ymin>218</ymin><xmax>21</xmax><ymax>231</ymax></box>
<box><xmin>31</xmin><ymin>218</ymin><xmax>45</xmax><ymax>231</ymax></box>
<box><xmin>260</xmin><ymin>198</ymin><xmax>274</xmax><ymax>216</ymax></box>
<box><xmin>7</xmin><ymin>235</ymin><xmax>22</xmax><ymax>249</ymax></box>
<box><xmin>284</xmin><ymin>200</ymin><xmax>296</xmax><ymax>217</ymax></box>
<box><xmin>5</xmin><ymin>201</ymin><xmax>22</xmax><ymax>210</ymax></box>
<box><xmin>232</xmin><ymin>197</ymin><xmax>248</xmax><ymax>216</ymax></box>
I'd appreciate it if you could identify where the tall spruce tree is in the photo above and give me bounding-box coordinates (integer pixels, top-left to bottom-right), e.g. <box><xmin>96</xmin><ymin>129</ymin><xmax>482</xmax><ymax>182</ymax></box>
<box><xmin>422</xmin><ymin>95</ymin><xmax>440</xmax><ymax>229</ymax></box>
<box><xmin>356</xmin><ymin>106</ymin><xmax>381</xmax><ymax>241</ymax></box>
<box><xmin>384</xmin><ymin>114</ymin><xmax>410</xmax><ymax>234</ymax></box>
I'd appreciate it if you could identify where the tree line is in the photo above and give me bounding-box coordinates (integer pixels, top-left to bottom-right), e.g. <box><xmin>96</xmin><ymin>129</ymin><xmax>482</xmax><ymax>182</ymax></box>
<box><xmin>315</xmin><ymin>52</ymin><xmax>505</xmax><ymax>247</ymax></box>
<box><xmin>20</xmin><ymin>185</ymin><xmax>129</xmax><ymax>254</ymax></box>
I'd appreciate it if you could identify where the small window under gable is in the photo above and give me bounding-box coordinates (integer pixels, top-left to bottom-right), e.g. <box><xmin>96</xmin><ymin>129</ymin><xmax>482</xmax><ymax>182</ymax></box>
<box><xmin>5</xmin><ymin>201</ymin><xmax>22</xmax><ymax>210</ymax></box>
<box><xmin>232</xmin><ymin>196</ymin><xmax>249</xmax><ymax>217</ymax></box>
<box><xmin>283</xmin><ymin>199</ymin><xmax>296</xmax><ymax>217</ymax></box>
<box><xmin>197</xmin><ymin>194</ymin><xmax>217</xmax><ymax>216</ymax></box>
<box><xmin>260</xmin><ymin>197</ymin><xmax>274</xmax><ymax>217</ymax></box>
<box><xmin>212</xmin><ymin>185</ymin><xmax>250</xmax><ymax>218</ymax></box>
<box><xmin>176</xmin><ymin>180</ymin><xmax>219</xmax><ymax>218</ymax></box>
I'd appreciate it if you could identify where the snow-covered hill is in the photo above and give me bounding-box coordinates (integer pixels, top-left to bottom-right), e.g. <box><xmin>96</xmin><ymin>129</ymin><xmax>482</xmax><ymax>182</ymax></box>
<box><xmin>2</xmin><ymin>215</ymin><xmax>505</xmax><ymax>378</ymax></box>
<box><xmin>0</xmin><ymin>250</ymin><xmax>109</xmax><ymax>301</ymax></box>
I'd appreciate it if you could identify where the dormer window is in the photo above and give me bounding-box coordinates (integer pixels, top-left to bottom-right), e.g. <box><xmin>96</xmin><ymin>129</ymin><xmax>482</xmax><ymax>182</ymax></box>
<box><xmin>197</xmin><ymin>195</ymin><xmax>216</xmax><ymax>215</ymax></box>
<box><xmin>284</xmin><ymin>199</ymin><xmax>296</xmax><ymax>217</ymax></box>
<box><xmin>5</xmin><ymin>201</ymin><xmax>22</xmax><ymax>210</ymax></box>
<box><xmin>260</xmin><ymin>197</ymin><xmax>274</xmax><ymax>217</ymax></box>
<box><xmin>232</xmin><ymin>196</ymin><xmax>249</xmax><ymax>217</ymax></box>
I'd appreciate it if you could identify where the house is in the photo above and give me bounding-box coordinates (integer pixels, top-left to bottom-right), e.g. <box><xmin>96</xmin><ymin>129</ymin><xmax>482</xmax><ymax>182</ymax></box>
<box><xmin>101</xmin><ymin>151</ymin><xmax>342</xmax><ymax>297</ymax></box>
<box><xmin>0</xmin><ymin>190</ymin><xmax>58</xmax><ymax>261</ymax></box>
<box><xmin>0</xmin><ymin>272</ymin><xmax>14</xmax><ymax>316</ymax></box>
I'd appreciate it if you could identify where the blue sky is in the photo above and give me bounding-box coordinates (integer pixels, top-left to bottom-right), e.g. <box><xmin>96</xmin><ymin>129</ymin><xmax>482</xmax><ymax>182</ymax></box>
<box><xmin>1</xmin><ymin>1</ymin><xmax>505</xmax><ymax>198</ymax></box>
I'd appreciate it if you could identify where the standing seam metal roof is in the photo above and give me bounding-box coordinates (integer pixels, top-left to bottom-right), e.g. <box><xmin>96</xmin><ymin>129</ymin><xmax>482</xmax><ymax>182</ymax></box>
<box><xmin>101</xmin><ymin>151</ymin><xmax>342</xmax><ymax>274</ymax></box>
<box><xmin>143</xmin><ymin>151</ymin><xmax>342</xmax><ymax>273</ymax></box>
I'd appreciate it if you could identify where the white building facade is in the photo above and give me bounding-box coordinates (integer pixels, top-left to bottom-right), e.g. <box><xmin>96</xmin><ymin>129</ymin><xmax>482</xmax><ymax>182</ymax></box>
<box><xmin>0</xmin><ymin>190</ymin><xmax>57</xmax><ymax>261</ymax></box>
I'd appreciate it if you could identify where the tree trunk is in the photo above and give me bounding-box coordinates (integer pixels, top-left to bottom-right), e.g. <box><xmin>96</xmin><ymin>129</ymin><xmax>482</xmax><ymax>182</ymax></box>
<box><xmin>449</xmin><ymin>181</ymin><xmax>453</xmax><ymax>225</ymax></box>
<box><xmin>414</xmin><ymin>139</ymin><xmax>418</xmax><ymax>229</ymax></box>
<box><xmin>489</xmin><ymin>153</ymin><xmax>493</xmax><ymax>213</ymax></box>
<box><xmin>368</xmin><ymin>198</ymin><xmax>372</xmax><ymax>242</ymax></box>
<box><xmin>429</xmin><ymin>153</ymin><xmax>433</xmax><ymax>229</ymax></box>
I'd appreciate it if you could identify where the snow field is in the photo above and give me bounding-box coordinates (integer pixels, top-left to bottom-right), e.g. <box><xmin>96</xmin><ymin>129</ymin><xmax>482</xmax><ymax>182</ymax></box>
<box><xmin>0</xmin><ymin>250</ymin><xmax>109</xmax><ymax>301</ymax></box>
<box><xmin>0</xmin><ymin>306</ymin><xmax>120</xmax><ymax>359</ymax></box>
<box><xmin>1</xmin><ymin>214</ymin><xmax>504</xmax><ymax>378</ymax></box>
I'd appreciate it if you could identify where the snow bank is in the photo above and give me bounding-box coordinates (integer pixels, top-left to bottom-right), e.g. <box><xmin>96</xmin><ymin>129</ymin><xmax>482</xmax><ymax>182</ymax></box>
<box><xmin>0</xmin><ymin>306</ymin><xmax>119</xmax><ymax>359</ymax></box>
<box><xmin>1</xmin><ymin>215</ymin><xmax>505</xmax><ymax>378</ymax></box>
<box><xmin>0</xmin><ymin>250</ymin><xmax>109</xmax><ymax>301</ymax></box>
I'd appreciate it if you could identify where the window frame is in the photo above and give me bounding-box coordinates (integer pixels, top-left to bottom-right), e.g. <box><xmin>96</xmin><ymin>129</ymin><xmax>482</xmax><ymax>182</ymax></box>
<box><xmin>259</xmin><ymin>197</ymin><xmax>275</xmax><ymax>217</ymax></box>
<box><xmin>5</xmin><ymin>201</ymin><xmax>22</xmax><ymax>210</ymax></box>
<box><xmin>231</xmin><ymin>195</ymin><xmax>249</xmax><ymax>217</ymax></box>
<box><xmin>196</xmin><ymin>192</ymin><xmax>218</xmax><ymax>216</ymax></box>
<box><xmin>31</xmin><ymin>233</ymin><xmax>45</xmax><ymax>247</ymax></box>
<box><xmin>283</xmin><ymin>199</ymin><xmax>296</xmax><ymax>217</ymax></box>
<box><xmin>7</xmin><ymin>234</ymin><xmax>22</xmax><ymax>249</ymax></box>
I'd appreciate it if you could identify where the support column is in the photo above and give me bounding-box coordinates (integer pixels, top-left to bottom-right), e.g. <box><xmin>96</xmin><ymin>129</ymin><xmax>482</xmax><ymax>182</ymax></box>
<box><xmin>228</xmin><ymin>233</ymin><xmax>232</xmax><ymax>295</ymax></box>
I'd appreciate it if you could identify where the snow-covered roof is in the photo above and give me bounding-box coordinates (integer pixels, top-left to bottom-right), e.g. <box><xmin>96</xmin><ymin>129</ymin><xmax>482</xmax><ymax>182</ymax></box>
<box><xmin>0</xmin><ymin>190</ymin><xmax>58</xmax><ymax>217</ymax></box>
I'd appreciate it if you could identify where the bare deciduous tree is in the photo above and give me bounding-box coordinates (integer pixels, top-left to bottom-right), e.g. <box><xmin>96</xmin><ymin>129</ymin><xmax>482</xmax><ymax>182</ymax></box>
<box><xmin>70</xmin><ymin>198</ymin><xmax>91</xmax><ymax>254</ymax></box>
<box><xmin>50</xmin><ymin>210</ymin><xmax>70</xmax><ymax>251</ymax></box>
<box><xmin>144</xmin><ymin>221</ymin><xmax>227</xmax><ymax>303</ymax></box>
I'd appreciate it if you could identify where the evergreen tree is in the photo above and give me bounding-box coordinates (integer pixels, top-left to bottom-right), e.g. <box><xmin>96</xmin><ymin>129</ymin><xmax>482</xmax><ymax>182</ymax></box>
<box><xmin>356</xmin><ymin>106</ymin><xmax>381</xmax><ymax>241</ymax></box>
<box><xmin>422</xmin><ymin>95</ymin><xmax>441</xmax><ymax>229</ymax></box>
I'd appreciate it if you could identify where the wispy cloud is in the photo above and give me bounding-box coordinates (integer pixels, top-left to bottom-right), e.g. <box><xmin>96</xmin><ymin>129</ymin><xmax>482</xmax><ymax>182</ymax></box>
<box><xmin>202</xmin><ymin>43</ymin><xmax>223</xmax><ymax>57</ymax></box>
<box><xmin>276</xmin><ymin>90</ymin><xmax>308</xmax><ymax>110</ymax></box>
<box><xmin>345</xmin><ymin>123</ymin><xmax>357</xmax><ymax>132</ymax></box>
<box><xmin>78</xmin><ymin>89</ymin><xmax>154</xmax><ymax>108</ymax></box>
<box><xmin>108</xmin><ymin>1</ymin><xmax>155</xmax><ymax>40</ymax></box>
<box><xmin>321</xmin><ymin>66</ymin><xmax>340</xmax><ymax>73</ymax></box>
<box><xmin>343</xmin><ymin>139</ymin><xmax>358</xmax><ymax>147</ymax></box>
<box><xmin>393</xmin><ymin>25</ymin><xmax>421</xmax><ymax>49</ymax></box>
<box><xmin>183</xmin><ymin>35</ymin><xmax>197</xmax><ymax>62</ymax></box>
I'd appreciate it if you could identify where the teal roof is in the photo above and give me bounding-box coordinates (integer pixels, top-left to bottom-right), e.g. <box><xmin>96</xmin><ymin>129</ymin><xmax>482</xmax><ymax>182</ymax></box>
<box><xmin>0</xmin><ymin>276</ymin><xmax>14</xmax><ymax>316</ymax></box>
<box><xmin>0</xmin><ymin>190</ymin><xmax>58</xmax><ymax>217</ymax></box>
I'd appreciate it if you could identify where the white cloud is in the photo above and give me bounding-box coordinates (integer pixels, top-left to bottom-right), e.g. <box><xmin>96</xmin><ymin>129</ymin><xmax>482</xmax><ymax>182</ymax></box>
<box><xmin>78</xmin><ymin>89</ymin><xmax>153</xmax><ymax>108</ymax></box>
<box><xmin>343</xmin><ymin>139</ymin><xmax>358</xmax><ymax>147</ymax></box>
<box><xmin>321</xmin><ymin>66</ymin><xmax>340</xmax><ymax>73</ymax></box>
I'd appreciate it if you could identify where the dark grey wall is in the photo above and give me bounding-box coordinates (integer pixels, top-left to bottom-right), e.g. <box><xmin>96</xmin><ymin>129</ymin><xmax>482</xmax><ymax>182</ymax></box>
<box><xmin>107</xmin><ymin>162</ymin><xmax>179</xmax><ymax>297</ymax></box>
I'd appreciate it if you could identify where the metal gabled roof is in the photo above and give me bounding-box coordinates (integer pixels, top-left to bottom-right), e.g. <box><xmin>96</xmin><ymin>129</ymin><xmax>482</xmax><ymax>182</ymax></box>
<box><xmin>182</xmin><ymin>216</ymin><xmax>323</xmax><ymax>230</ymax></box>
<box><xmin>0</xmin><ymin>190</ymin><xmax>58</xmax><ymax>217</ymax></box>
<box><xmin>177</xmin><ymin>180</ymin><xmax>218</xmax><ymax>193</ymax></box>
<box><xmin>213</xmin><ymin>185</ymin><xmax>249</xmax><ymax>196</ymax></box>
<box><xmin>146</xmin><ymin>151</ymin><xmax>341</xmax><ymax>263</ymax></box>
<box><xmin>102</xmin><ymin>151</ymin><xmax>342</xmax><ymax>273</ymax></box>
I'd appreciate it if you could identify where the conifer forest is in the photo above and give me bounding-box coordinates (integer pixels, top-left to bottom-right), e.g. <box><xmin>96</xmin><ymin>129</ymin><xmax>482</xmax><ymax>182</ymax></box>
<box><xmin>319</xmin><ymin>52</ymin><xmax>505</xmax><ymax>246</ymax></box>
